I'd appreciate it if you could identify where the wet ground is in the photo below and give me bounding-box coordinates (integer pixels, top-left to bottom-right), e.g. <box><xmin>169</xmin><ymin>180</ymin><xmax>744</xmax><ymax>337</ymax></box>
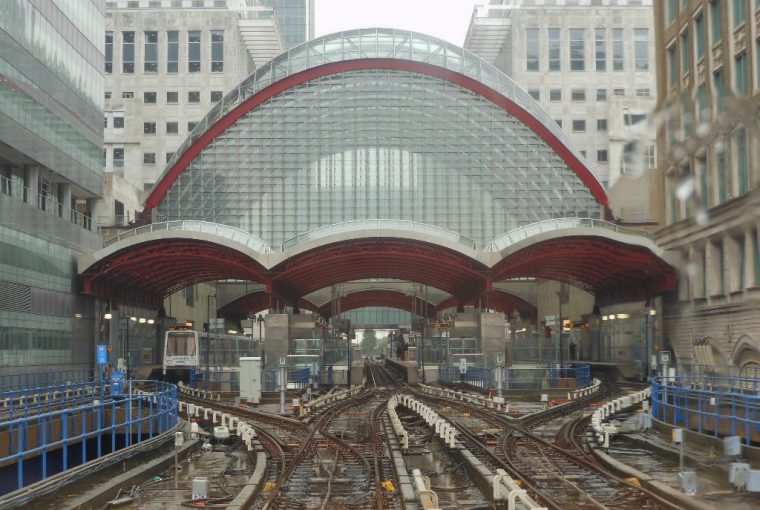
<box><xmin>116</xmin><ymin>444</ymin><xmax>253</xmax><ymax>509</ymax></box>
<box><xmin>400</xmin><ymin>410</ymin><xmax>488</xmax><ymax>509</ymax></box>
<box><xmin>610</xmin><ymin>427</ymin><xmax>760</xmax><ymax>509</ymax></box>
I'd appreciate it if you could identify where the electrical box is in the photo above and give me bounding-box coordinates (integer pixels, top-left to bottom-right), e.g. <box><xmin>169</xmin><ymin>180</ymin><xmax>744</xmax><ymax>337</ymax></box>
<box><xmin>723</xmin><ymin>436</ymin><xmax>742</xmax><ymax>457</ymax></box>
<box><xmin>174</xmin><ymin>431</ymin><xmax>184</xmax><ymax>447</ymax></box>
<box><xmin>192</xmin><ymin>477</ymin><xmax>210</xmax><ymax>500</ymax></box>
<box><xmin>672</xmin><ymin>428</ymin><xmax>683</xmax><ymax>444</ymax></box>
<box><xmin>239</xmin><ymin>357</ymin><xmax>262</xmax><ymax>404</ymax></box>
<box><xmin>746</xmin><ymin>469</ymin><xmax>760</xmax><ymax>492</ymax></box>
<box><xmin>678</xmin><ymin>471</ymin><xmax>697</xmax><ymax>495</ymax></box>
<box><xmin>729</xmin><ymin>463</ymin><xmax>750</xmax><ymax>490</ymax></box>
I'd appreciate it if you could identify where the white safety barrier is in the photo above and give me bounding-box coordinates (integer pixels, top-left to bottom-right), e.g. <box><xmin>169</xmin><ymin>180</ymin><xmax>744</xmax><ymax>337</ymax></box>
<box><xmin>387</xmin><ymin>395</ymin><xmax>410</xmax><ymax>450</ymax></box>
<box><xmin>396</xmin><ymin>394</ymin><xmax>458</xmax><ymax>448</ymax></box>
<box><xmin>412</xmin><ymin>469</ymin><xmax>440</xmax><ymax>510</ymax></box>
<box><xmin>492</xmin><ymin>469</ymin><xmax>547</xmax><ymax>510</ymax></box>
<box><xmin>569</xmin><ymin>378</ymin><xmax>602</xmax><ymax>400</ymax></box>
<box><xmin>299</xmin><ymin>381</ymin><xmax>365</xmax><ymax>416</ymax></box>
<box><xmin>416</xmin><ymin>384</ymin><xmax>509</xmax><ymax>412</ymax></box>
<box><xmin>590</xmin><ymin>387</ymin><xmax>651</xmax><ymax>448</ymax></box>
<box><xmin>177</xmin><ymin>382</ymin><xmax>221</xmax><ymax>401</ymax></box>
<box><xmin>177</xmin><ymin>399</ymin><xmax>258</xmax><ymax>451</ymax></box>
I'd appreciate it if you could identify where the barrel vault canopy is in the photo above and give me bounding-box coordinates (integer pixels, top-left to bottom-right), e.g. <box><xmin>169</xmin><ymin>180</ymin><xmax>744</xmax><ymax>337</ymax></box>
<box><xmin>146</xmin><ymin>28</ymin><xmax>609</xmax><ymax>249</ymax></box>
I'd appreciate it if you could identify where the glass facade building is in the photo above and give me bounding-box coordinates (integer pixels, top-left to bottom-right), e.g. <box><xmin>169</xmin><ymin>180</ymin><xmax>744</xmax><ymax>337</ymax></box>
<box><xmin>0</xmin><ymin>1</ymin><xmax>105</xmax><ymax>373</ymax></box>
<box><xmin>151</xmin><ymin>29</ymin><xmax>605</xmax><ymax>249</ymax></box>
<box><xmin>261</xmin><ymin>0</ymin><xmax>313</xmax><ymax>49</ymax></box>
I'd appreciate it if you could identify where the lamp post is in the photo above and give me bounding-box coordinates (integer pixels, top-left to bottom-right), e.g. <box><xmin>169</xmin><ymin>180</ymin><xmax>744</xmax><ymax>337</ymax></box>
<box><xmin>257</xmin><ymin>314</ymin><xmax>264</xmax><ymax>340</ymax></box>
<box><xmin>557</xmin><ymin>288</ymin><xmax>564</xmax><ymax>367</ymax></box>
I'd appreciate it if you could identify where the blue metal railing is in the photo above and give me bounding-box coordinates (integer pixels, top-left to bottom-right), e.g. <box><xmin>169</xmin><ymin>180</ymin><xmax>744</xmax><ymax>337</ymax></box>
<box><xmin>651</xmin><ymin>376</ymin><xmax>760</xmax><ymax>446</ymax></box>
<box><xmin>262</xmin><ymin>368</ymin><xmax>312</xmax><ymax>392</ymax></box>
<box><xmin>0</xmin><ymin>380</ymin><xmax>177</xmax><ymax>492</ymax></box>
<box><xmin>191</xmin><ymin>370</ymin><xmax>240</xmax><ymax>392</ymax></box>
<box><xmin>438</xmin><ymin>364</ymin><xmax>591</xmax><ymax>390</ymax></box>
<box><xmin>0</xmin><ymin>369</ymin><xmax>96</xmax><ymax>392</ymax></box>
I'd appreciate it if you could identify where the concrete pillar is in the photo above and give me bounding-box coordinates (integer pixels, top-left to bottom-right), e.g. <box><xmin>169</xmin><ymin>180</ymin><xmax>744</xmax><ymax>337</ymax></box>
<box><xmin>480</xmin><ymin>312</ymin><xmax>506</xmax><ymax>362</ymax></box>
<box><xmin>58</xmin><ymin>182</ymin><xmax>72</xmax><ymax>220</ymax></box>
<box><xmin>24</xmin><ymin>165</ymin><xmax>39</xmax><ymax>206</ymax></box>
<box><xmin>263</xmin><ymin>314</ymin><xmax>288</xmax><ymax>367</ymax></box>
<box><xmin>744</xmin><ymin>230</ymin><xmax>755</xmax><ymax>289</ymax></box>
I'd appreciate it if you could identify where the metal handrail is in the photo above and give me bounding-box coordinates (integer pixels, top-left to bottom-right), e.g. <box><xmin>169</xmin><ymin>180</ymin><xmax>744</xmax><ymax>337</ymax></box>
<box><xmin>103</xmin><ymin>220</ymin><xmax>272</xmax><ymax>253</ymax></box>
<box><xmin>0</xmin><ymin>174</ymin><xmax>94</xmax><ymax>231</ymax></box>
<box><xmin>484</xmin><ymin>218</ymin><xmax>654</xmax><ymax>252</ymax></box>
<box><xmin>651</xmin><ymin>376</ymin><xmax>760</xmax><ymax>446</ymax></box>
<box><xmin>280</xmin><ymin>219</ymin><xmax>477</xmax><ymax>251</ymax></box>
<box><xmin>0</xmin><ymin>380</ymin><xmax>178</xmax><ymax>492</ymax></box>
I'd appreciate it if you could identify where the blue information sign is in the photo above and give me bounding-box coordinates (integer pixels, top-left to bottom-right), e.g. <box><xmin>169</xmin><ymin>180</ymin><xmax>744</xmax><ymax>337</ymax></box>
<box><xmin>111</xmin><ymin>371</ymin><xmax>124</xmax><ymax>397</ymax></box>
<box><xmin>97</xmin><ymin>344</ymin><xmax>108</xmax><ymax>365</ymax></box>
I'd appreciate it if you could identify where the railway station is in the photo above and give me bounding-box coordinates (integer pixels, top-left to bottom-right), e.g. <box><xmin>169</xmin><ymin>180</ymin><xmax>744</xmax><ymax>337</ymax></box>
<box><xmin>3</xmin><ymin>3</ymin><xmax>760</xmax><ymax>510</ymax></box>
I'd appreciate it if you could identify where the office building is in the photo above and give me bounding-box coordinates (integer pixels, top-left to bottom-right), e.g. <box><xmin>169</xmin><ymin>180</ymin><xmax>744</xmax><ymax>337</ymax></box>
<box><xmin>0</xmin><ymin>0</ymin><xmax>105</xmax><ymax>372</ymax></box>
<box><xmin>465</xmin><ymin>0</ymin><xmax>657</xmax><ymax>222</ymax></box>
<box><xmin>654</xmin><ymin>0</ymin><xmax>760</xmax><ymax>367</ymax></box>
<box><xmin>261</xmin><ymin>0</ymin><xmax>314</xmax><ymax>49</ymax></box>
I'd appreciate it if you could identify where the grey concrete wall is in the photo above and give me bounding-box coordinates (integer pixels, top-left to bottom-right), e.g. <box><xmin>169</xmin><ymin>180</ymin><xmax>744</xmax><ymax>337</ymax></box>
<box><xmin>263</xmin><ymin>314</ymin><xmax>288</xmax><ymax>367</ymax></box>
<box><xmin>480</xmin><ymin>312</ymin><xmax>507</xmax><ymax>362</ymax></box>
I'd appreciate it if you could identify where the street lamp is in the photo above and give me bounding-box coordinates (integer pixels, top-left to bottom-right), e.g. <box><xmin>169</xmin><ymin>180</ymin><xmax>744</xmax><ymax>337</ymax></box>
<box><xmin>257</xmin><ymin>314</ymin><xmax>264</xmax><ymax>340</ymax></box>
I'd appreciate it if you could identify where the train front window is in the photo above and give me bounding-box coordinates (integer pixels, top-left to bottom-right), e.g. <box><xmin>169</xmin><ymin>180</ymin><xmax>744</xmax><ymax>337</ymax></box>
<box><xmin>167</xmin><ymin>332</ymin><xmax>196</xmax><ymax>356</ymax></box>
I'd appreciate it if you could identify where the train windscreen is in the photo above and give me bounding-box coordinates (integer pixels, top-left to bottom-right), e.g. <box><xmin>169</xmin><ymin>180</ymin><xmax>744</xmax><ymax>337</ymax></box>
<box><xmin>166</xmin><ymin>331</ymin><xmax>196</xmax><ymax>357</ymax></box>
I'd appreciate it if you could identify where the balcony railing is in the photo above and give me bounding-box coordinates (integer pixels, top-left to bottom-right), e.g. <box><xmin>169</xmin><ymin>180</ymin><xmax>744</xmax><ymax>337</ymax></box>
<box><xmin>0</xmin><ymin>174</ymin><xmax>93</xmax><ymax>231</ymax></box>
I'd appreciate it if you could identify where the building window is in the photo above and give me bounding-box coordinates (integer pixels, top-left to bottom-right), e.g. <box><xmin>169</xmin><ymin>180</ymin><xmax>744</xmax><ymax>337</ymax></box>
<box><xmin>571</xmin><ymin>89</ymin><xmax>585</xmax><ymax>101</ymax></box>
<box><xmin>597</xmin><ymin>119</ymin><xmax>607</xmax><ymax>131</ymax></box>
<box><xmin>569</xmin><ymin>28</ymin><xmax>585</xmax><ymax>71</ymax></box>
<box><xmin>714</xmin><ymin>68</ymin><xmax>725</xmax><ymax>112</ymax></box>
<box><xmin>612</xmin><ymin>28</ymin><xmax>624</xmax><ymax>71</ymax></box>
<box><xmin>613</xmin><ymin>88</ymin><xmax>625</xmax><ymax>96</ymax></box>
<box><xmin>580</xmin><ymin>150</ymin><xmax>587</xmax><ymax>158</ymax></box>
<box><xmin>143</xmin><ymin>152</ymin><xmax>156</xmax><ymax>164</ymax></box>
<box><xmin>697</xmin><ymin>154</ymin><xmax>709</xmax><ymax>205</ymax></box>
<box><xmin>166</xmin><ymin>152</ymin><xmax>174</xmax><ymax>163</ymax></box>
<box><xmin>526</xmin><ymin>28</ymin><xmax>540</xmax><ymax>71</ymax></box>
<box><xmin>167</xmin><ymin>91</ymin><xmax>178</xmax><ymax>104</ymax></box>
<box><xmin>735</xmin><ymin>52</ymin><xmax>748</xmax><ymax>96</ymax></box>
<box><xmin>548</xmin><ymin>28</ymin><xmax>561</xmax><ymax>71</ymax></box>
<box><xmin>733</xmin><ymin>0</ymin><xmax>746</xmax><ymax>26</ymax></box>
<box><xmin>188</xmin><ymin>91</ymin><xmax>201</xmax><ymax>103</ymax></box>
<box><xmin>122</xmin><ymin>31</ymin><xmax>135</xmax><ymax>73</ymax></box>
<box><xmin>113</xmin><ymin>148</ymin><xmax>124</xmax><ymax>168</ymax></box>
<box><xmin>636</xmin><ymin>88</ymin><xmax>650</xmax><ymax>96</ymax></box>
<box><xmin>211</xmin><ymin>90</ymin><xmax>223</xmax><ymax>102</ymax></box>
<box><xmin>646</xmin><ymin>145</ymin><xmax>656</xmax><ymax>168</ymax></box>
<box><xmin>695</xmin><ymin>12</ymin><xmax>705</xmax><ymax>60</ymax></box>
<box><xmin>166</xmin><ymin>122</ymin><xmax>179</xmax><ymax>134</ymax></box>
<box><xmin>211</xmin><ymin>30</ymin><xmax>224</xmax><ymax>72</ymax></box>
<box><xmin>597</xmin><ymin>150</ymin><xmax>608</xmax><ymax>162</ymax></box>
<box><xmin>167</xmin><ymin>31</ymin><xmax>179</xmax><ymax>73</ymax></box>
<box><xmin>102</xmin><ymin>148</ymin><xmax>107</xmax><ymax>167</ymax></box>
<box><xmin>188</xmin><ymin>121</ymin><xmax>198</xmax><ymax>132</ymax></box>
<box><xmin>144</xmin><ymin>91</ymin><xmax>157</xmax><ymax>103</ymax></box>
<box><xmin>113</xmin><ymin>116</ymin><xmax>124</xmax><ymax>128</ymax></box>
<box><xmin>105</xmin><ymin>91</ymin><xmax>112</xmax><ymax>99</ymax></box>
<box><xmin>188</xmin><ymin>31</ymin><xmax>201</xmax><ymax>72</ymax></box>
<box><xmin>681</xmin><ymin>30</ymin><xmax>690</xmax><ymax>75</ymax></box>
<box><xmin>621</xmin><ymin>141</ymin><xmax>638</xmax><ymax>175</ymax></box>
<box><xmin>624</xmin><ymin>112</ymin><xmax>647</xmax><ymax>125</ymax></box>
<box><xmin>596</xmin><ymin>88</ymin><xmax>607</xmax><ymax>101</ymax></box>
<box><xmin>595</xmin><ymin>28</ymin><xmax>606</xmax><ymax>71</ymax></box>
<box><xmin>144</xmin><ymin>31</ymin><xmax>158</xmax><ymax>72</ymax></box>
<box><xmin>549</xmin><ymin>89</ymin><xmax>562</xmax><ymax>101</ymax></box>
<box><xmin>554</xmin><ymin>119</ymin><xmax>563</xmax><ymax>128</ymax></box>
<box><xmin>144</xmin><ymin>122</ymin><xmax>156</xmax><ymax>134</ymax></box>
<box><xmin>122</xmin><ymin>91</ymin><xmax>134</xmax><ymax>99</ymax></box>
<box><xmin>736</xmin><ymin>130</ymin><xmax>748</xmax><ymax>195</ymax></box>
<box><xmin>105</xmin><ymin>32</ymin><xmax>113</xmax><ymax>73</ymax></box>
<box><xmin>668</xmin><ymin>0</ymin><xmax>678</xmax><ymax>23</ymax></box>
<box><xmin>710</xmin><ymin>0</ymin><xmax>722</xmax><ymax>45</ymax></box>
<box><xmin>528</xmin><ymin>89</ymin><xmax>540</xmax><ymax>100</ymax></box>
<box><xmin>668</xmin><ymin>44</ymin><xmax>677</xmax><ymax>87</ymax></box>
<box><xmin>717</xmin><ymin>150</ymin><xmax>728</xmax><ymax>203</ymax></box>
<box><xmin>103</xmin><ymin>116</ymin><xmax>108</xmax><ymax>128</ymax></box>
<box><xmin>572</xmin><ymin>119</ymin><xmax>586</xmax><ymax>132</ymax></box>
<box><xmin>757</xmin><ymin>39</ymin><xmax>760</xmax><ymax>90</ymax></box>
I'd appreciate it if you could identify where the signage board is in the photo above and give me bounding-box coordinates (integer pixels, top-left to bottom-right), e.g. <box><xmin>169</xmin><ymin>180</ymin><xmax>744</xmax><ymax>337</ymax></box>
<box><xmin>97</xmin><ymin>344</ymin><xmax>108</xmax><ymax>365</ymax></box>
<box><xmin>279</xmin><ymin>355</ymin><xmax>287</xmax><ymax>368</ymax></box>
<box><xmin>495</xmin><ymin>354</ymin><xmax>504</xmax><ymax>366</ymax></box>
<box><xmin>459</xmin><ymin>358</ymin><xmax>467</xmax><ymax>375</ymax></box>
<box><xmin>110</xmin><ymin>371</ymin><xmax>125</xmax><ymax>397</ymax></box>
<box><xmin>660</xmin><ymin>351</ymin><xmax>671</xmax><ymax>365</ymax></box>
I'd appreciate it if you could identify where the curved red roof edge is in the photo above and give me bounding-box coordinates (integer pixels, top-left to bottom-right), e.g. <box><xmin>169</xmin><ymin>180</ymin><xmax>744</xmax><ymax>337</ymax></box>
<box><xmin>144</xmin><ymin>58</ymin><xmax>609</xmax><ymax>213</ymax></box>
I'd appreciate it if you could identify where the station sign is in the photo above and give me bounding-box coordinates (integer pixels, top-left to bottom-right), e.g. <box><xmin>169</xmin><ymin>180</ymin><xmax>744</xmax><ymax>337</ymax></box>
<box><xmin>279</xmin><ymin>355</ymin><xmax>287</xmax><ymax>368</ymax></box>
<box><xmin>659</xmin><ymin>351</ymin><xmax>671</xmax><ymax>365</ymax></box>
<box><xmin>110</xmin><ymin>371</ymin><xmax>125</xmax><ymax>397</ymax></box>
<box><xmin>96</xmin><ymin>344</ymin><xmax>108</xmax><ymax>365</ymax></box>
<box><xmin>459</xmin><ymin>358</ymin><xmax>467</xmax><ymax>374</ymax></box>
<box><xmin>495</xmin><ymin>354</ymin><xmax>504</xmax><ymax>366</ymax></box>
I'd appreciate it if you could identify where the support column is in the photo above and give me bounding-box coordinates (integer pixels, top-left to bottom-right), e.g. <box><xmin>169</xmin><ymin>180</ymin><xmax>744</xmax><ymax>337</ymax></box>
<box><xmin>744</xmin><ymin>230</ymin><xmax>755</xmax><ymax>289</ymax></box>
<box><xmin>24</xmin><ymin>165</ymin><xmax>39</xmax><ymax>206</ymax></box>
<box><xmin>58</xmin><ymin>182</ymin><xmax>72</xmax><ymax>221</ymax></box>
